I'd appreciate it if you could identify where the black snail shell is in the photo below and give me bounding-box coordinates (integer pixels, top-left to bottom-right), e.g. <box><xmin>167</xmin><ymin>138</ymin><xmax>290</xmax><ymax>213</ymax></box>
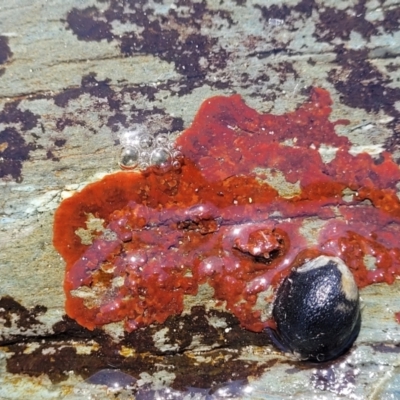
<box><xmin>268</xmin><ymin>255</ymin><xmax>361</xmax><ymax>362</ymax></box>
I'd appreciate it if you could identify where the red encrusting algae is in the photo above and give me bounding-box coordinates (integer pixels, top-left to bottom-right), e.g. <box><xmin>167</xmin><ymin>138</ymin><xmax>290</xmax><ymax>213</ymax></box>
<box><xmin>395</xmin><ymin>312</ymin><xmax>400</xmax><ymax>324</ymax></box>
<box><xmin>53</xmin><ymin>88</ymin><xmax>400</xmax><ymax>332</ymax></box>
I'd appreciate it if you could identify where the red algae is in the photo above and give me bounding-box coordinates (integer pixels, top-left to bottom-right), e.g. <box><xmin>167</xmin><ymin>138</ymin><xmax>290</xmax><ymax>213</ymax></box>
<box><xmin>53</xmin><ymin>88</ymin><xmax>400</xmax><ymax>333</ymax></box>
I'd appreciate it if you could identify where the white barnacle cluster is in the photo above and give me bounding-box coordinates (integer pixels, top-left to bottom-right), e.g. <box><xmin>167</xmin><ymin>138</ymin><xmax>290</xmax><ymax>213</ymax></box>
<box><xmin>118</xmin><ymin>128</ymin><xmax>182</xmax><ymax>172</ymax></box>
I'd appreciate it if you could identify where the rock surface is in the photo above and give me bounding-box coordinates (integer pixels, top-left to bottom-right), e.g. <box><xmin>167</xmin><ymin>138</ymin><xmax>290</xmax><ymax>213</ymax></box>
<box><xmin>1</xmin><ymin>0</ymin><xmax>400</xmax><ymax>398</ymax></box>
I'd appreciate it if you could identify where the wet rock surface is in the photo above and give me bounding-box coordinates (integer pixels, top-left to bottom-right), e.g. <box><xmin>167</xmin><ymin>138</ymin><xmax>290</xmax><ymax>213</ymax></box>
<box><xmin>1</xmin><ymin>0</ymin><xmax>400</xmax><ymax>399</ymax></box>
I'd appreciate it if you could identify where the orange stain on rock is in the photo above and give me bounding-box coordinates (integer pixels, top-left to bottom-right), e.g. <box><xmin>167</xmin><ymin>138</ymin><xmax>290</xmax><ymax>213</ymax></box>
<box><xmin>53</xmin><ymin>88</ymin><xmax>400</xmax><ymax>332</ymax></box>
